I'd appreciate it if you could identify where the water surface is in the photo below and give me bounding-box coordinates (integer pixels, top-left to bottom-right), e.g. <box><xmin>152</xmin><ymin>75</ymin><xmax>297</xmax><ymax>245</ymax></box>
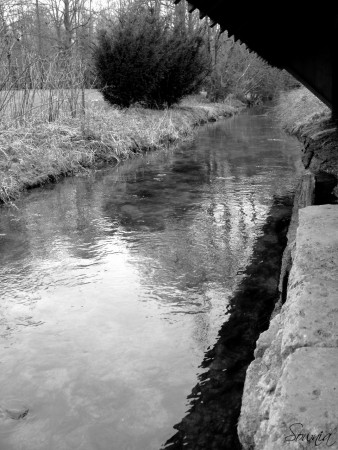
<box><xmin>0</xmin><ymin>110</ymin><xmax>300</xmax><ymax>450</ymax></box>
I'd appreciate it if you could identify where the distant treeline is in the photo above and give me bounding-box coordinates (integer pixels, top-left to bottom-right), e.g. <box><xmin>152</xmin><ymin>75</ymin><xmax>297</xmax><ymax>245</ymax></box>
<box><xmin>0</xmin><ymin>0</ymin><xmax>299</xmax><ymax>110</ymax></box>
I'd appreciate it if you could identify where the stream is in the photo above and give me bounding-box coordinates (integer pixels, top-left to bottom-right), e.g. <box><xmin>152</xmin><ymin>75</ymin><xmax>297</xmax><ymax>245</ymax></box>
<box><xmin>0</xmin><ymin>108</ymin><xmax>301</xmax><ymax>450</ymax></box>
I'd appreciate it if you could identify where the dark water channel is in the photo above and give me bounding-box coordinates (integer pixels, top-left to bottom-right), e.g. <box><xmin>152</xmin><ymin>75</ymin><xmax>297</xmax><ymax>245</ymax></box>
<box><xmin>0</xmin><ymin>109</ymin><xmax>301</xmax><ymax>450</ymax></box>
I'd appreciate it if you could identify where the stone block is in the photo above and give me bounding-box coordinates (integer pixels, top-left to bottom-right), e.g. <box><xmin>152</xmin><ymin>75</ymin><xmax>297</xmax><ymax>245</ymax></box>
<box><xmin>238</xmin><ymin>315</ymin><xmax>283</xmax><ymax>450</ymax></box>
<box><xmin>256</xmin><ymin>348</ymin><xmax>338</xmax><ymax>450</ymax></box>
<box><xmin>281</xmin><ymin>279</ymin><xmax>338</xmax><ymax>356</ymax></box>
<box><xmin>291</xmin><ymin>205</ymin><xmax>338</xmax><ymax>283</ymax></box>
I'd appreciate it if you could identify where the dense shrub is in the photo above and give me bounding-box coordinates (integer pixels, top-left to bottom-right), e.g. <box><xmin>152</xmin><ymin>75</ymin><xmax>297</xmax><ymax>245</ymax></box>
<box><xmin>148</xmin><ymin>33</ymin><xmax>210</xmax><ymax>108</ymax></box>
<box><xmin>94</xmin><ymin>5</ymin><xmax>210</xmax><ymax>108</ymax></box>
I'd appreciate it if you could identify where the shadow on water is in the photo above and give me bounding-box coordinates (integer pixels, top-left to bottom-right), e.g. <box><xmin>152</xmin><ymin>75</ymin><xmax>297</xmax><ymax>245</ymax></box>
<box><xmin>162</xmin><ymin>193</ymin><xmax>294</xmax><ymax>450</ymax></box>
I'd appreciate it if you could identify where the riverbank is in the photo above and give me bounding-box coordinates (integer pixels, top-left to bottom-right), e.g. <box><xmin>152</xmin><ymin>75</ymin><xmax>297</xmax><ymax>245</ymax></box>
<box><xmin>0</xmin><ymin>95</ymin><xmax>243</xmax><ymax>204</ymax></box>
<box><xmin>238</xmin><ymin>88</ymin><xmax>338</xmax><ymax>449</ymax></box>
<box><xmin>276</xmin><ymin>88</ymin><xmax>338</xmax><ymax>186</ymax></box>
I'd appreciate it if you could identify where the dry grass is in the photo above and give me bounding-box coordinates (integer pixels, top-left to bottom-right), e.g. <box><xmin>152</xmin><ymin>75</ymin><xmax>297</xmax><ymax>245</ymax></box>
<box><xmin>275</xmin><ymin>87</ymin><xmax>330</xmax><ymax>135</ymax></box>
<box><xmin>0</xmin><ymin>94</ymin><xmax>243</xmax><ymax>203</ymax></box>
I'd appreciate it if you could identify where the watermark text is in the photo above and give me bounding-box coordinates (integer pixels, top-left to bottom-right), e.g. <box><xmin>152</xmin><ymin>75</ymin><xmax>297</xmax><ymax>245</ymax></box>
<box><xmin>285</xmin><ymin>423</ymin><xmax>337</xmax><ymax>447</ymax></box>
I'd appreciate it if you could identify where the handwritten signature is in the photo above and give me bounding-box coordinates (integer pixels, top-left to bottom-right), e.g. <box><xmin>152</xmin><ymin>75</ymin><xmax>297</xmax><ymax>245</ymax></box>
<box><xmin>285</xmin><ymin>423</ymin><xmax>337</xmax><ymax>447</ymax></box>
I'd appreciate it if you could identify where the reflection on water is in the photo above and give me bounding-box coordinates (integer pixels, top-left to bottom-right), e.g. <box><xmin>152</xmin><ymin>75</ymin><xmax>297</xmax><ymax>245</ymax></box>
<box><xmin>163</xmin><ymin>194</ymin><xmax>294</xmax><ymax>449</ymax></box>
<box><xmin>0</xmin><ymin>110</ymin><xmax>300</xmax><ymax>450</ymax></box>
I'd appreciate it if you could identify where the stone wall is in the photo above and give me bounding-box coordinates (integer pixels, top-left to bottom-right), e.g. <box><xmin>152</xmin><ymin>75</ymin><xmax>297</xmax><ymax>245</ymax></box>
<box><xmin>238</xmin><ymin>205</ymin><xmax>338</xmax><ymax>449</ymax></box>
<box><xmin>295</xmin><ymin>120</ymin><xmax>338</xmax><ymax>181</ymax></box>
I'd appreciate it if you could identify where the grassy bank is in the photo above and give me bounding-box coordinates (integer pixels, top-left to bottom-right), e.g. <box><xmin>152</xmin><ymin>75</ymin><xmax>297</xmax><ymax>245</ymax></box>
<box><xmin>275</xmin><ymin>87</ymin><xmax>338</xmax><ymax>185</ymax></box>
<box><xmin>275</xmin><ymin>87</ymin><xmax>330</xmax><ymax>134</ymax></box>
<box><xmin>0</xmin><ymin>94</ymin><xmax>243</xmax><ymax>204</ymax></box>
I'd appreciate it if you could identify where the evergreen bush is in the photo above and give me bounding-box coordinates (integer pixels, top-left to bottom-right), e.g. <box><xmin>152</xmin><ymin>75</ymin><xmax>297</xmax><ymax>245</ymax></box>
<box><xmin>94</xmin><ymin>5</ymin><xmax>210</xmax><ymax>108</ymax></box>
